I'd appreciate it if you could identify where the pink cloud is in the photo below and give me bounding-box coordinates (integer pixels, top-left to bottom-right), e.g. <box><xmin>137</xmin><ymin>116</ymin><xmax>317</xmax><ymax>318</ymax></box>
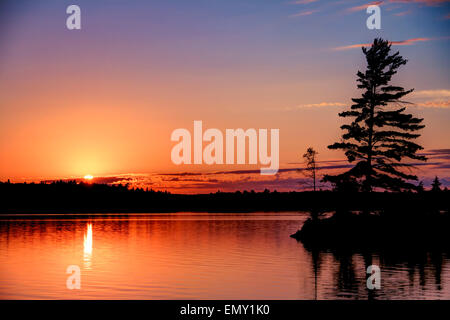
<box><xmin>394</xmin><ymin>9</ymin><xmax>413</xmax><ymax>15</ymax></box>
<box><xmin>412</xmin><ymin>89</ymin><xmax>450</xmax><ymax>98</ymax></box>
<box><xmin>290</xmin><ymin>0</ymin><xmax>319</xmax><ymax>4</ymax></box>
<box><xmin>290</xmin><ymin>9</ymin><xmax>318</xmax><ymax>17</ymax></box>
<box><xmin>388</xmin><ymin>0</ymin><xmax>449</xmax><ymax>6</ymax></box>
<box><xmin>416</xmin><ymin>100</ymin><xmax>450</xmax><ymax>108</ymax></box>
<box><xmin>346</xmin><ymin>1</ymin><xmax>384</xmax><ymax>13</ymax></box>
<box><xmin>333</xmin><ymin>37</ymin><xmax>436</xmax><ymax>51</ymax></box>
<box><xmin>411</xmin><ymin>89</ymin><xmax>450</xmax><ymax>109</ymax></box>
<box><xmin>287</xmin><ymin>102</ymin><xmax>346</xmax><ymax>110</ymax></box>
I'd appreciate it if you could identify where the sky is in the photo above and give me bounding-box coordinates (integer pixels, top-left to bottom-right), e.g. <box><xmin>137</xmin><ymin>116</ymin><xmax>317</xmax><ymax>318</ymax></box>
<box><xmin>0</xmin><ymin>0</ymin><xmax>449</xmax><ymax>192</ymax></box>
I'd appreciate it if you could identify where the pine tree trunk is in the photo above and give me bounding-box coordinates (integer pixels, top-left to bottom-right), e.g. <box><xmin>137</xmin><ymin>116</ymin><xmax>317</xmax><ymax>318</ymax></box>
<box><xmin>313</xmin><ymin>165</ymin><xmax>316</xmax><ymax>192</ymax></box>
<box><xmin>365</xmin><ymin>85</ymin><xmax>376</xmax><ymax>192</ymax></box>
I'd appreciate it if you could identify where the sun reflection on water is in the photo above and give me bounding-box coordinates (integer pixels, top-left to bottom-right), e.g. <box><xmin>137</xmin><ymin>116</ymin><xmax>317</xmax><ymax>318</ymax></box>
<box><xmin>83</xmin><ymin>223</ymin><xmax>93</xmax><ymax>269</ymax></box>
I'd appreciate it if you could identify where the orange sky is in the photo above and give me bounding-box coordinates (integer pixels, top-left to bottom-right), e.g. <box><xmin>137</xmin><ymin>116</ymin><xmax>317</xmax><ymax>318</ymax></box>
<box><xmin>0</xmin><ymin>1</ymin><xmax>449</xmax><ymax>191</ymax></box>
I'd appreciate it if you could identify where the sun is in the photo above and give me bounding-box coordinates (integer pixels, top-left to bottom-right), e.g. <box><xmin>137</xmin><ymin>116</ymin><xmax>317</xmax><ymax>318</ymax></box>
<box><xmin>84</xmin><ymin>174</ymin><xmax>94</xmax><ymax>180</ymax></box>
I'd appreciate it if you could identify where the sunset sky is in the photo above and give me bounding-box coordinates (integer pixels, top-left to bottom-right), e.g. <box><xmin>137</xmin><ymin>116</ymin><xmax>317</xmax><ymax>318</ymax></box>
<box><xmin>0</xmin><ymin>0</ymin><xmax>449</xmax><ymax>192</ymax></box>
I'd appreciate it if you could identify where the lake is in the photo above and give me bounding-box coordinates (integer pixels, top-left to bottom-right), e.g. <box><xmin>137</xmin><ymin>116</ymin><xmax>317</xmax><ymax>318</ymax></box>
<box><xmin>1</xmin><ymin>212</ymin><xmax>449</xmax><ymax>299</ymax></box>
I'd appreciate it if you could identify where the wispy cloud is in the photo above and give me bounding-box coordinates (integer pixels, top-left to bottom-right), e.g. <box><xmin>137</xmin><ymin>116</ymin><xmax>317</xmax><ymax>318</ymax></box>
<box><xmin>388</xmin><ymin>0</ymin><xmax>450</xmax><ymax>6</ymax></box>
<box><xmin>37</xmin><ymin>148</ymin><xmax>450</xmax><ymax>192</ymax></box>
<box><xmin>346</xmin><ymin>1</ymin><xmax>384</xmax><ymax>13</ymax></box>
<box><xmin>290</xmin><ymin>0</ymin><xmax>319</xmax><ymax>4</ymax></box>
<box><xmin>394</xmin><ymin>9</ymin><xmax>413</xmax><ymax>16</ymax></box>
<box><xmin>390</xmin><ymin>38</ymin><xmax>436</xmax><ymax>45</ymax></box>
<box><xmin>290</xmin><ymin>9</ymin><xmax>318</xmax><ymax>17</ymax></box>
<box><xmin>415</xmin><ymin>100</ymin><xmax>450</xmax><ymax>108</ymax></box>
<box><xmin>411</xmin><ymin>89</ymin><xmax>450</xmax><ymax>108</ymax></box>
<box><xmin>426</xmin><ymin>148</ymin><xmax>450</xmax><ymax>155</ymax></box>
<box><xmin>289</xmin><ymin>102</ymin><xmax>346</xmax><ymax>109</ymax></box>
<box><xmin>332</xmin><ymin>37</ymin><xmax>436</xmax><ymax>51</ymax></box>
<box><xmin>412</xmin><ymin>89</ymin><xmax>450</xmax><ymax>98</ymax></box>
<box><xmin>344</xmin><ymin>0</ymin><xmax>448</xmax><ymax>15</ymax></box>
<box><xmin>386</xmin><ymin>4</ymin><xmax>402</xmax><ymax>11</ymax></box>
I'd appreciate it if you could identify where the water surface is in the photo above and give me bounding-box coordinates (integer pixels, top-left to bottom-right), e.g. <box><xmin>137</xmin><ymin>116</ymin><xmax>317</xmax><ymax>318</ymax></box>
<box><xmin>1</xmin><ymin>212</ymin><xmax>449</xmax><ymax>299</ymax></box>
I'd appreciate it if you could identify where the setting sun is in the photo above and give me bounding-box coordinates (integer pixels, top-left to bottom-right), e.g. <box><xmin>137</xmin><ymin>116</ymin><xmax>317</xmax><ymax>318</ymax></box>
<box><xmin>84</xmin><ymin>175</ymin><xmax>94</xmax><ymax>180</ymax></box>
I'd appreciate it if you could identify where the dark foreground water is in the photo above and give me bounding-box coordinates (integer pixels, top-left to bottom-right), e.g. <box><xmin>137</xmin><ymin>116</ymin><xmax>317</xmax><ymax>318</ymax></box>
<box><xmin>0</xmin><ymin>212</ymin><xmax>449</xmax><ymax>299</ymax></box>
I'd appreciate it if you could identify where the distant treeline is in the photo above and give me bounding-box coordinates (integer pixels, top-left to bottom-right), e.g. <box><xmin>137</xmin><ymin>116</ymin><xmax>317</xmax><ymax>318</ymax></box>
<box><xmin>0</xmin><ymin>180</ymin><xmax>448</xmax><ymax>214</ymax></box>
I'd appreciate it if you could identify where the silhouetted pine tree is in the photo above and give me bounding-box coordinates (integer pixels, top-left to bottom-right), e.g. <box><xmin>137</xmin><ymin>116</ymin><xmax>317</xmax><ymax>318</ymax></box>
<box><xmin>302</xmin><ymin>147</ymin><xmax>318</xmax><ymax>191</ymax></box>
<box><xmin>417</xmin><ymin>181</ymin><xmax>424</xmax><ymax>193</ymax></box>
<box><xmin>323</xmin><ymin>38</ymin><xmax>426</xmax><ymax>192</ymax></box>
<box><xmin>431</xmin><ymin>176</ymin><xmax>442</xmax><ymax>192</ymax></box>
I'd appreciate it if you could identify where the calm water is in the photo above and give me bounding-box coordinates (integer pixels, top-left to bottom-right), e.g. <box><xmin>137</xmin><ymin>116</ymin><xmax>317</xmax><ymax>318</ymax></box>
<box><xmin>0</xmin><ymin>212</ymin><xmax>449</xmax><ymax>299</ymax></box>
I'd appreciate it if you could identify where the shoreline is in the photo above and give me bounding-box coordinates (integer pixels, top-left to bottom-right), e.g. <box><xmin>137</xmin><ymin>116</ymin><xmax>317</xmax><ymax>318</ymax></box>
<box><xmin>1</xmin><ymin>183</ymin><xmax>448</xmax><ymax>214</ymax></box>
<box><xmin>291</xmin><ymin>210</ymin><xmax>450</xmax><ymax>250</ymax></box>
<box><xmin>0</xmin><ymin>211</ymin><xmax>307</xmax><ymax>219</ymax></box>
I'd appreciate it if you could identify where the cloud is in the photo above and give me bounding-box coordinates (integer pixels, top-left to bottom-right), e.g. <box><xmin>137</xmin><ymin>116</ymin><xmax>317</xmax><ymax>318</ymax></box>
<box><xmin>159</xmin><ymin>172</ymin><xmax>204</xmax><ymax>176</ymax></box>
<box><xmin>426</xmin><ymin>149</ymin><xmax>450</xmax><ymax>154</ymax></box>
<box><xmin>290</xmin><ymin>9</ymin><xmax>318</xmax><ymax>17</ymax></box>
<box><xmin>37</xmin><ymin>147</ymin><xmax>450</xmax><ymax>192</ymax></box>
<box><xmin>410</xmin><ymin>89</ymin><xmax>450</xmax><ymax>109</ymax></box>
<box><xmin>40</xmin><ymin>175</ymin><xmax>136</xmax><ymax>185</ymax></box>
<box><xmin>415</xmin><ymin>100</ymin><xmax>450</xmax><ymax>108</ymax></box>
<box><xmin>388</xmin><ymin>0</ymin><xmax>450</xmax><ymax>6</ymax></box>
<box><xmin>394</xmin><ymin>9</ymin><xmax>412</xmax><ymax>15</ymax></box>
<box><xmin>346</xmin><ymin>1</ymin><xmax>384</xmax><ymax>13</ymax></box>
<box><xmin>420</xmin><ymin>149</ymin><xmax>450</xmax><ymax>161</ymax></box>
<box><xmin>286</xmin><ymin>102</ymin><xmax>346</xmax><ymax>110</ymax></box>
<box><xmin>332</xmin><ymin>37</ymin><xmax>437</xmax><ymax>50</ymax></box>
<box><xmin>390</xmin><ymin>38</ymin><xmax>436</xmax><ymax>45</ymax></box>
<box><xmin>288</xmin><ymin>159</ymin><xmax>350</xmax><ymax>165</ymax></box>
<box><xmin>412</xmin><ymin>89</ymin><xmax>450</xmax><ymax>98</ymax></box>
<box><xmin>386</xmin><ymin>4</ymin><xmax>402</xmax><ymax>10</ymax></box>
<box><xmin>290</xmin><ymin>0</ymin><xmax>319</xmax><ymax>4</ymax></box>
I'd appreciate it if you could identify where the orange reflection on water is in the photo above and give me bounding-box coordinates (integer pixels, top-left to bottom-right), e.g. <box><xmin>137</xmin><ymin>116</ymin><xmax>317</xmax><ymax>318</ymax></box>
<box><xmin>83</xmin><ymin>223</ymin><xmax>93</xmax><ymax>269</ymax></box>
<box><xmin>1</xmin><ymin>213</ymin><xmax>450</xmax><ymax>299</ymax></box>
